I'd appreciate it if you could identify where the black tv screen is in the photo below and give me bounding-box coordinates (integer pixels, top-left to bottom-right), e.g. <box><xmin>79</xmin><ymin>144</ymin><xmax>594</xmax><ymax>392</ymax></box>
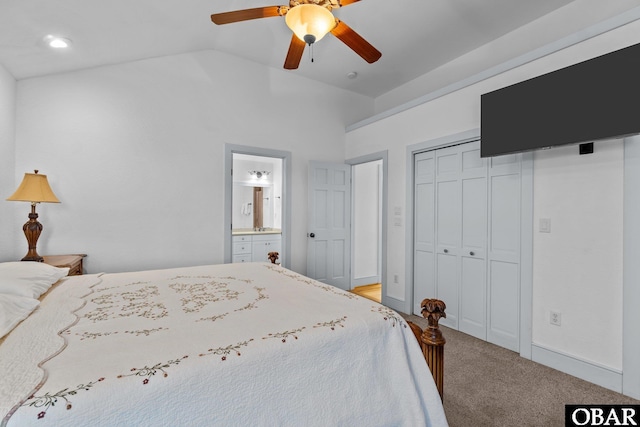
<box><xmin>481</xmin><ymin>42</ymin><xmax>640</xmax><ymax>157</ymax></box>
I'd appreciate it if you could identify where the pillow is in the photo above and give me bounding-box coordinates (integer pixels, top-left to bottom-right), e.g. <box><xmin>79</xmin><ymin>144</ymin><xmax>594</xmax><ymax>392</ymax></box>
<box><xmin>0</xmin><ymin>262</ymin><xmax>69</xmax><ymax>299</ymax></box>
<box><xmin>0</xmin><ymin>293</ymin><xmax>40</xmax><ymax>339</ymax></box>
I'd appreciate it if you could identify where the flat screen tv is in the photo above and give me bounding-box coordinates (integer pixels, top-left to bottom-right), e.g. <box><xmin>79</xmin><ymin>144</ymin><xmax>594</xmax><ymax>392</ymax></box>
<box><xmin>481</xmin><ymin>42</ymin><xmax>640</xmax><ymax>157</ymax></box>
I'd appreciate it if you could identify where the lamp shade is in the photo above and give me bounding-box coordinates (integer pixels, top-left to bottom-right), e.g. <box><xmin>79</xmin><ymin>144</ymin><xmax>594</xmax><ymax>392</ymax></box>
<box><xmin>6</xmin><ymin>171</ymin><xmax>60</xmax><ymax>203</ymax></box>
<box><xmin>285</xmin><ymin>4</ymin><xmax>336</xmax><ymax>44</ymax></box>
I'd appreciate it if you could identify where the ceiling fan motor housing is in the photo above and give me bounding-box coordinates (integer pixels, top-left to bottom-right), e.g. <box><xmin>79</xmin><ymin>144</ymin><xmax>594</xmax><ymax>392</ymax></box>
<box><xmin>289</xmin><ymin>0</ymin><xmax>343</xmax><ymax>10</ymax></box>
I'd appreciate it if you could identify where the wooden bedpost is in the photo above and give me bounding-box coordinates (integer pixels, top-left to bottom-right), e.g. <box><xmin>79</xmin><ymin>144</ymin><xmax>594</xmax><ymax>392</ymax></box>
<box><xmin>408</xmin><ymin>299</ymin><xmax>446</xmax><ymax>401</ymax></box>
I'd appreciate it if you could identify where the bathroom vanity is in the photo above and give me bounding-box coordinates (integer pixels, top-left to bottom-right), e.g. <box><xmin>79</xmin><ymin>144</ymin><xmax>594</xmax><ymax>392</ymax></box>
<box><xmin>232</xmin><ymin>229</ymin><xmax>282</xmax><ymax>263</ymax></box>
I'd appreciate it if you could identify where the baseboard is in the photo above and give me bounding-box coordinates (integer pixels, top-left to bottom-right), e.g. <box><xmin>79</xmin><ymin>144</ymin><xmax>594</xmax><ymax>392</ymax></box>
<box><xmin>531</xmin><ymin>343</ymin><xmax>623</xmax><ymax>393</ymax></box>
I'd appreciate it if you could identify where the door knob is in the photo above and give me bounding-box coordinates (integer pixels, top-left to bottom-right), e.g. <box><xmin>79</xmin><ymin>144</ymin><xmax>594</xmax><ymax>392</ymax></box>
<box><xmin>470</xmin><ymin>251</ymin><xmax>475</xmax><ymax>256</ymax></box>
<box><xmin>443</xmin><ymin>249</ymin><xmax>448</xmax><ymax>254</ymax></box>
<box><xmin>309</xmin><ymin>233</ymin><xmax>315</xmax><ymax>238</ymax></box>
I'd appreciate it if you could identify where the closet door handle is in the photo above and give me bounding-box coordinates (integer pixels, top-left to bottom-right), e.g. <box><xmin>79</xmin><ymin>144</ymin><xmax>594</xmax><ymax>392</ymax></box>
<box><xmin>443</xmin><ymin>249</ymin><xmax>448</xmax><ymax>254</ymax></box>
<box><xmin>469</xmin><ymin>251</ymin><xmax>475</xmax><ymax>256</ymax></box>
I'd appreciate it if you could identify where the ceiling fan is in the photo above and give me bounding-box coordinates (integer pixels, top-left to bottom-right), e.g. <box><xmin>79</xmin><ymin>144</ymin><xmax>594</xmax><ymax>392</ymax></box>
<box><xmin>211</xmin><ymin>0</ymin><xmax>381</xmax><ymax>70</ymax></box>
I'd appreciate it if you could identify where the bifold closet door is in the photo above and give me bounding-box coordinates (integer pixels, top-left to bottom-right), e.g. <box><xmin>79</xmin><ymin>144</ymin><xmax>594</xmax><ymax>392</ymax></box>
<box><xmin>414</xmin><ymin>142</ymin><xmax>486</xmax><ymax>332</ymax></box>
<box><xmin>413</xmin><ymin>141</ymin><xmax>521</xmax><ymax>350</ymax></box>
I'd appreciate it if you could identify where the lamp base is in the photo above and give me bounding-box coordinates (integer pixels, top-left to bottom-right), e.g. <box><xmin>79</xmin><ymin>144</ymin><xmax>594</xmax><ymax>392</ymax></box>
<box><xmin>20</xmin><ymin>206</ymin><xmax>44</xmax><ymax>262</ymax></box>
<box><xmin>21</xmin><ymin>255</ymin><xmax>44</xmax><ymax>262</ymax></box>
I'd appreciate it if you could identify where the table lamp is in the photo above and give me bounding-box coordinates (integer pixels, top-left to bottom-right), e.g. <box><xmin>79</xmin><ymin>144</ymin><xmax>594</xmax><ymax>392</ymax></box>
<box><xmin>6</xmin><ymin>170</ymin><xmax>60</xmax><ymax>262</ymax></box>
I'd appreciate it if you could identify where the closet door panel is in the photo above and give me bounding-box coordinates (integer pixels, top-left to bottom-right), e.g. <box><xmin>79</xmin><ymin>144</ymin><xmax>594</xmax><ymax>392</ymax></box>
<box><xmin>413</xmin><ymin>152</ymin><xmax>436</xmax><ymax>314</ymax></box>
<box><xmin>490</xmin><ymin>173</ymin><xmax>520</xmax><ymax>261</ymax></box>
<box><xmin>414</xmin><ymin>250</ymin><xmax>435</xmax><ymax>314</ymax></box>
<box><xmin>434</xmin><ymin>145</ymin><xmax>461</xmax><ymax>328</ymax></box>
<box><xmin>487</xmin><ymin>154</ymin><xmax>522</xmax><ymax>351</ymax></box>
<box><xmin>459</xmin><ymin>142</ymin><xmax>487</xmax><ymax>338</ymax></box>
<box><xmin>436</xmin><ymin>179</ymin><xmax>459</xmax><ymax>249</ymax></box>
<box><xmin>461</xmin><ymin>176</ymin><xmax>487</xmax><ymax>255</ymax></box>
<box><xmin>437</xmin><ymin>252</ymin><xmax>458</xmax><ymax>329</ymax></box>
<box><xmin>414</xmin><ymin>181</ymin><xmax>435</xmax><ymax>313</ymax></box>
<box><xmin>460</xmin><ymin>255</ymin><xmax>486</xmax><ymax>338</ymax></box>
<box><xmin>488</xmin><ymin>260</ymin><xmax>519</xmax><ymax>351</ymax></box>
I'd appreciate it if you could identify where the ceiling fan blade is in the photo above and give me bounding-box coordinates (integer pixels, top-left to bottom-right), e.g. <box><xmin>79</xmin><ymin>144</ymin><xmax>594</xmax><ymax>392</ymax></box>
<box><xmin>330</xmin><ymin>20</ymin><xmax>381</xmax><ymax>64</ymax></box>
<box><xmin>284</xmin><ymin>34</ymin><xmax>306</xmax><ymax>70</ymax></box>
<box><xmin>211</xmin><ymin>6</ymin><xmax>285</xmax><ymax>25</ymax></box>
<box><xmin>337</xmin><ymin>0</ymin><xmax>361</xmax><ymax>6</ymax></box>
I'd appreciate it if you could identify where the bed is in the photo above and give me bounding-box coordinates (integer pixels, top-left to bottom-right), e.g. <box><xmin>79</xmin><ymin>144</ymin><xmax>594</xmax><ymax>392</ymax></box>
<box><xmin>0</xmin><ymin>261</ymin><xmax>448</xmax><ymax>426</ymax></box>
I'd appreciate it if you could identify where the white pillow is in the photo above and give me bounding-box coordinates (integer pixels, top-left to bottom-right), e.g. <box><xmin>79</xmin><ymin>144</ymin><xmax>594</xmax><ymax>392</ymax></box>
<box><xmin>0</xmin><ymin>293</ymin><xmax>40</xmax><ymax>339</ymax></box>
<box><xmin>0</xmin><ymin>262</ymin><xmax>69</xmax><ymax>299</ymax></box>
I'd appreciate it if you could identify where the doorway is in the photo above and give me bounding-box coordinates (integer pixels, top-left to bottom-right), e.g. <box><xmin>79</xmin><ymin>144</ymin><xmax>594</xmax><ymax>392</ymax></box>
<box><xmin>306</xmin><ymin>152</ymin><xmax>387</xmax><ymax>301</ymax></box>
<box><xmin>351</xmin><ymin>159</ymin><xmax>383</xmax><ymax>300</ymax></box>
<box><xmin>348</xmin><ymin>152</ymin><xmax>387</xmax><ymax>303</ymax></box>
<box><xmin>224</xmin><ymin>144</ymin><xmax>292</xmax><ymax>268</ymax></box>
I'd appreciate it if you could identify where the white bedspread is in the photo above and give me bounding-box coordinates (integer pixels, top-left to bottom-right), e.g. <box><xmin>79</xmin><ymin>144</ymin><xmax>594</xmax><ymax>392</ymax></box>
<box><xmin>1</xmin><ymin>263</ymin><xmax>447</xmax><ymax>426</ymax></box>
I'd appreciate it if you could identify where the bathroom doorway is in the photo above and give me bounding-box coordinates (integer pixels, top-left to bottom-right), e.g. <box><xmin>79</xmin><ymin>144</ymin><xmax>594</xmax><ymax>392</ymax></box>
<box><xmin>224</xmin><ymin>144</ymin><xmax>291</xmax><ymax>268</ymax></box>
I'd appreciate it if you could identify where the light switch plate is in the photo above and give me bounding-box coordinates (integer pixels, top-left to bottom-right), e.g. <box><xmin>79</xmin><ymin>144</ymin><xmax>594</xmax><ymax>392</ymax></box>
<box><xmin>539</xmin><ymin>218</ymin><xmax>551</xmax><ymax>233</ymax></box>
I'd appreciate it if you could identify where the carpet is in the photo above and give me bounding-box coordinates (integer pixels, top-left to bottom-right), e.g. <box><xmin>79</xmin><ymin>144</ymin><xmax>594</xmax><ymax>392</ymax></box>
<box><xmin>402</xmin><ymin>314</ymin><xmax>639</xmax><ymax>426</ymax></box>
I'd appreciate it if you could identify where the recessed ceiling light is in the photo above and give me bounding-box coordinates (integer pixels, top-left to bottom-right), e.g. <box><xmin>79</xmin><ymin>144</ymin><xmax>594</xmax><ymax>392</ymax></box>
<box><xmin>43</xmin><ymin>35</ymin><xmax>72</xmax><ymax>49</ymax></box>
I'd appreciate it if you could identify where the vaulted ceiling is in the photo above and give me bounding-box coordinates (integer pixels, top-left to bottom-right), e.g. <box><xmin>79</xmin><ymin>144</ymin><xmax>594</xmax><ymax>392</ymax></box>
<box><xmin>0</xmin><ymin>0</ymin><xmax>615</xmax><ymax>98</ymax></box>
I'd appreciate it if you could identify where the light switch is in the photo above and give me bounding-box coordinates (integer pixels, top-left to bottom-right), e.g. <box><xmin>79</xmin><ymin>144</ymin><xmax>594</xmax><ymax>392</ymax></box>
<box><xmin>539</xmin><ymin>218</ymin><xmax>551</xmax><ymax>233</ymax></box>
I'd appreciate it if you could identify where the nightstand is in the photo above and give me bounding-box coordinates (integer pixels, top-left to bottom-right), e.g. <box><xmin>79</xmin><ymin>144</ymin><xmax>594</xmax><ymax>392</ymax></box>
<box><xmin>42</xmin><ymin>254</ymin><xmax>86</xmax><ymax>276</ymax></box>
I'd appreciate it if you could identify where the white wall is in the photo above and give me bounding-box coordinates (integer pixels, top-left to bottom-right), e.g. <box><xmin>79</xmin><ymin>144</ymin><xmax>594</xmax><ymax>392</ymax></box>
<box><xmin>345</xmin><ymin>12</ymin><xmax>640</xmax><ymax>381</ymax></box>
<box><xmin>11</xmin><ymin>49</ymin><xmax>373</xmax><ymax>274</ymax></box>
<box><xmin>532</xmin><ymin>140</ymin><xmax>623</xmax><ymax>369</ymax></box>
<box><xmin>0</xmin><ymin>64</ymin><xmax>16</xmax><ymax>262</ymax></box>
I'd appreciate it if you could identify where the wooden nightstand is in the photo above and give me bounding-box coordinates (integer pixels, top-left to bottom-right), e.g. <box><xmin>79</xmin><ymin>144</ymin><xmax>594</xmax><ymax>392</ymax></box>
<box><xmin>42</xmin><ymin>254</ymin><xmax>86</xmax><ymax>276</ymax></box>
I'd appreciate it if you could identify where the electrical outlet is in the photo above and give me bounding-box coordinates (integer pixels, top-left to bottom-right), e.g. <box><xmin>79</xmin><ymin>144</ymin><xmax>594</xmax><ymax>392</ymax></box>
<box><xmin>393</xmin><ymin>274</ymin><xmax>399</xmax><ymax>284</ymax></box>
<box><xmin>550</xmin><ymin>310</ymin><xmax>562</xmax><ymax>326</ymax></box>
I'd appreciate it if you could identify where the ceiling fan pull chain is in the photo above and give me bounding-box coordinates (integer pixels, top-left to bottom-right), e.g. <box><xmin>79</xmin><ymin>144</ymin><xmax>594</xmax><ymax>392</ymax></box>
<box><xmin>310</xmin><ymin>43</ymin><xmax>314</xmax><ymax>63</ymax></box>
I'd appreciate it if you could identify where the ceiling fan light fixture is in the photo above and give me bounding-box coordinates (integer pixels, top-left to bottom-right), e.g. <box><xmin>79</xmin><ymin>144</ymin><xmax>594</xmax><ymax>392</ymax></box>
<box><xmin>285</xmin><ymin>4</ymin><xmax>335</xmax><ymax>44</ymax></box>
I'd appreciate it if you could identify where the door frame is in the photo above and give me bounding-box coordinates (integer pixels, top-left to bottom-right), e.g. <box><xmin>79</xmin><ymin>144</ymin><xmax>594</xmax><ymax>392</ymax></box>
<box><xmin>346</xmin><ymin>151</ymin><xmax>388</xmax><ymax>306</ymax></box>
<box><xmin>224</xmin><ymin>144</ymin><xmax>292</xmax><ymax>269</ymax></box>
<box><xmin>623</xmin><ymin>135</ymin><xmax>640</xmax><ymax>398</ymax></box>
<box><xmin>404</xmin><ymin>129</ymin><xmax>534</xmax><ymax>359</ymax></box>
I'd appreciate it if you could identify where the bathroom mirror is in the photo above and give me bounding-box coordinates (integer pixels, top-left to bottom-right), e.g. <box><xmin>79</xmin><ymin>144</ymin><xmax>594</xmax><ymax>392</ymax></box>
<box><xmin>231</xmin><ymin>154</ymin><xmax>282</xmax><ymax>232</ymax></box>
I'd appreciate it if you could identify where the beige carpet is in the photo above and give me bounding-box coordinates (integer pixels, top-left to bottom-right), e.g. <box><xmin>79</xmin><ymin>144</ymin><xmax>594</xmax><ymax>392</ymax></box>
<box><xmin>403</xmin><ymin>314</ymin><xmax>639</xmax><ymax>427</ymax></box>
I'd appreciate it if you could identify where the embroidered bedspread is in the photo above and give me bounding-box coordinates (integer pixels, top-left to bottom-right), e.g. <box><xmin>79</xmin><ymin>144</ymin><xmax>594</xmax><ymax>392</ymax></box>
<box><xmin>1</xmin><ymin>263</ymin><xmax>447</xmax><ymax>426</ymax></box>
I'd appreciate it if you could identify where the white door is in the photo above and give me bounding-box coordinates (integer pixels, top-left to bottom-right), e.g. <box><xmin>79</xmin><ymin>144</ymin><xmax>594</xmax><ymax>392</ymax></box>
<box><xmin>413</xmin><ymin>141</ymin><xmax>521</xmax><ymax>351</ymax></box>
<box><xmin>307</xmin><ymin>161</ymin><xmax>351</xmax><ymax>290</ymax></box>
